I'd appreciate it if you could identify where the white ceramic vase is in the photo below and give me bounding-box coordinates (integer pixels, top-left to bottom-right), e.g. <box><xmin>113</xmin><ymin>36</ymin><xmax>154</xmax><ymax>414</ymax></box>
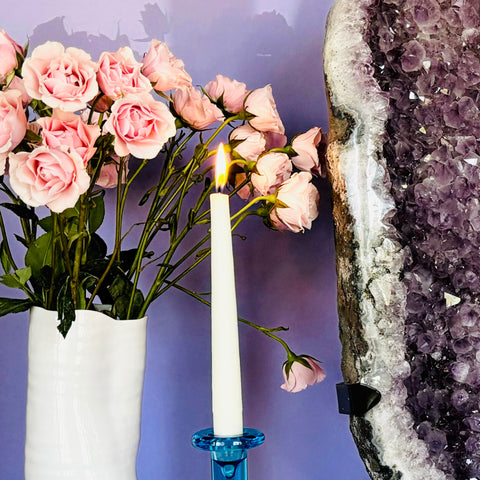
<box><xmin>24</xmin><ymin>306</ymin><xmax>148</xmax><ymax>480</ymax></box>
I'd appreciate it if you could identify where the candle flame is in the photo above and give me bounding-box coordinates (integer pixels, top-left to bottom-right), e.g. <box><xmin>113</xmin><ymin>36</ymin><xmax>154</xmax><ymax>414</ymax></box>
<box><xmin>215</xmin><ymin>143</ymin><xmax>228</xmax><ymax>191</ymax></box>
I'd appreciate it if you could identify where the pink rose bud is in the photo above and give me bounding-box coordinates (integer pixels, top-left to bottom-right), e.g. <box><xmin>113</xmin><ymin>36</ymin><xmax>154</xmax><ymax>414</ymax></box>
<box><xmin>281</xmin><ymin>357</ymin><xmax>326</xmax><ymax>393</ymax></box>
<box><xmin>8</xmin><ymin>146</ymin><xmax>90</xmax><ymax>213</ymax></box>
<box><xmin>142</xmin><ymin>39</ymin><xmax>192</xmax><ymax>92</ymax></box>
<box><xmin>0</xmin><ymin>30</ymin><xmax>23</xmax><ymax>82</ymax></box>
<box><xmin>233</xmin><ymin>171</ymin><xmax>253</xmax><ymax>201</ymax></box>
<box><xmin>89</xmin><ymin>93</ymin><xmax>113</xmax><ymax>113</ymax></box>
<box><xmin>97</xmin><ymin>47</ymin><xmax>152</xmax><ymax>100</ymax></box>
<box><xmin>264</xmin><ymin>130</ymin><xmax>287</xmax><ymax>150</ymax></box>
<box><xmin>229</xmin><ymin>124</ymin><xmax>266</xmax><ymax>162</ymax></box>
<box><xmin>22</xmin><ymin>41</ymin><xmax>98</xmax><ymax>112</ymax></box>
<box><xmin>104</xmin><ymin>92</ymin><xmax>176</xmax><ymax>159</ymax></box>
<box><xmin>291</xmin><ymin>126</ymin><xmax>323</xmax><ymax>175</ymax></box>
<box><xmin>270</xmin><ymin>172</ymin><xmax>319</xmax><ymax>233</ymax></box>
<box><xmin>5</xmin><ymin>76</ymin><xmax>31</xmax><ymax>106</ymax></box>
<box><xmin>251</xmin><ymin>152</ymin><xmax>292</xmax><ymax>196</ymax></box>
<box><xmin>204</xmin><ymin>74</ymin><xmax>249</xmax><ymax>113</ymax></box>
<box><xmin>0</xmin><ymin>89</ymin><xmax>27</xmax><ymax>174</ymax></box>
<box><xmin>37</xmin><ymin>110</ymin><xmax>101</xmax><ymax>166</ymax></box>
<box><xmin>96</xmin><ymin>156</ymin><xmax>128</xmax><ymax>188</ymax></box>
<box><xmin>173</xmin><ymin>86</ymin><xmax>224</xmax><ymax>130</ymax></box>
<box><xmin>244</xmin><ymin>85</ymin><xmax>285</xmax><ymax>134</ymax></box>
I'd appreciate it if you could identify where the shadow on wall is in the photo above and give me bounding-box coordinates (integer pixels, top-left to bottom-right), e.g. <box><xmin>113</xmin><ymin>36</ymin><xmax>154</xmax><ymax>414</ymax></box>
<box><xmin>28</xmin><ymin>1</ymin><xmax>328</xmax><ymax>131</ymax></box>
<box><xmin>28</xmin><ymin>3</ymin><xmax>169</xmax><ymax>59</ymax></box>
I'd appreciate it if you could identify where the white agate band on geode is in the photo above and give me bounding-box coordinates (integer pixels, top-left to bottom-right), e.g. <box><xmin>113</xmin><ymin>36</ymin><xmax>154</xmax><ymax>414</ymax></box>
<box><xmin>324</xmin><ymin>0</ymin><xmax>447</xmax><ymax>478</ymax></box>
<box><xmin>25</xmin><ymin>307</ymin><xmax>148</xmax><ymax>480</ymax></box>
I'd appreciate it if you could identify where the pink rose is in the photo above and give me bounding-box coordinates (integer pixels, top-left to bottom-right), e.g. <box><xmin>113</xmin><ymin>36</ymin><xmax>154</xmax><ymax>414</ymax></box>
<box><xmin>173</xmin><ymin>86</ymin><xmax>224</xmax><ymax>130</ymax></box>
<box><xmin>270</xmin><ymin>172</ymin><xmax>319</xmax><ymax>233</ymax></box>
<box><xmin>229</xmin><ymin>124</ymin><xmax>266</xmax><ymax>162</ymax></box>
<box><xmin>244</xmin><ymin>85</ymin><xmax>285</xmax><ymax>134</ymax></box>
<box><xmin>37</xmin><ymin>110</ymin><xmax>101</xmax><ymax>165</ymax></box>
<box><xmin>89</xmin><ymin>93</ymin><xmax>113</xmax><ymax>113</ymax></box>
<box><xmin>22</xmin><ymin>41</ymin><xmax>98</xmax><ymax>112</ymax></box>
<box><xmin>281</xmin><ymin>357</ymin><xmax>326</xmax><ymax>393</ymax></box>
<box><xmin>97</xmin><ymin>47</ymin><xmax>152</xmax><ymax>101</ymax></box>
<box><xmin>251</xmin><ymin>152</ymin><xmax>292</xmax><ymax>196</ymax></box>
<box><xmin>104</xmin><ymin>93</ymin><xmax>176</xmax><ymax>159</ymax></box>
<box><xmin>8</xmin><ymin>146</ymin><xmax>90</xmax><ymax>213</ymax></box>
<box><xmin>96</xmin><ymin>156</ymin><xmax>128</xmax><ymax>188</ymax></box>
<box><xmin>0</xmin><ymin>89</ymin><xmax>27</xmax><ymax>174</ymax></box>
<box><xmin>291</xmin><ymin>127</ymin><xmax>323</xmax><ymax>174</ymax></box>
<box><xmin>4</xmin><ymin>76</ymin><xmax>31</xmax><ymax>106</ymax></box>
<box><xmin>204</xmin><ymin>75</ymin><xmax>249</xmax><ymax>113</ymax></box>
<box><xmin>233</xmin><ymin>171</ymin><xmax>253</xmax><ymax>201</ymax></box>
<box><xmin>142</xmin><ymin>40</ymin><xmax>192</xmax><ymax>92</ymax></box>
<box><xmin>0</xmin><ymin>30</ymin><xmax>23</xmax><ymax>82</ymax></box>
<box><xmin>264</xmin><ymin>130</ymin><xmax>287</xmax><ymax>150</ymax></box>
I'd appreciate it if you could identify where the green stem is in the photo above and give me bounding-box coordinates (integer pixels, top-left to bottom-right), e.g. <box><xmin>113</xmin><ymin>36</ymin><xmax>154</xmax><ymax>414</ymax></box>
<box><xmin>86</xmin><ymin>157</ymin><xmax>148</xmax><ymax>310</ymax></box>
<box><xmin>56</xmin><ymin>215</ymin><xmax>73</xmax><ymax>278</ymax></box>
<box><xmin>70</xmin><ymin>195</ymin><xmax>88</xmax><ymax>307</ymax></box>
<box><xmin>47</xmin><ymin>214</ymin><xmax>58</xmax><ymax>309</ymax></box>
<box><xmin>230</xmin><ymin>195</ymin><xmax>275</xmax><ymax>222</ymax></box>
<box><xmin>126</xmin><ymin>132</ymin><xmax>195</xmax><ymax>281</ymax></box>
<box><xmin>154</xmin><ymin>245</ymin><xmax>210</xmax><ymax>298</ymax></box>
<box><xmin>204</xmin><ymin>114</ymin><xmax>241</xmax><ymax>149</ymax></box>
<box><xmin>168</xmin><ymin>283</ymin><xmax>294</xmax><ymax>356</ymax></box>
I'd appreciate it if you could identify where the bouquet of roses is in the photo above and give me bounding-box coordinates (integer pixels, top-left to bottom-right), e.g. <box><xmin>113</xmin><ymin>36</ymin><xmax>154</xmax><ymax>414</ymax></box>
<box><xmin>0</xmin><ymin>29</ymin><xmax>325</xmax><ymax>390</ymax></box>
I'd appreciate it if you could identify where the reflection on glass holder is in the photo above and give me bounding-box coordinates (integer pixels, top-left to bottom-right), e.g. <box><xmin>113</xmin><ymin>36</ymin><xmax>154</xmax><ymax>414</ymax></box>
<box><xmin>192</xmin><ymin>428</ymin><xmax>265</xmax><ymax>480</ymax></box>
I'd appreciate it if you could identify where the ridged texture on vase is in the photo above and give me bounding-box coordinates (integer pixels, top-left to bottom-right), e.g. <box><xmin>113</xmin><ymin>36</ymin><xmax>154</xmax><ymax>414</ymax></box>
<box><xmin>25</xmin><ymin>307</ymin><xmax>148</xmax><ymax>480</ymax></box>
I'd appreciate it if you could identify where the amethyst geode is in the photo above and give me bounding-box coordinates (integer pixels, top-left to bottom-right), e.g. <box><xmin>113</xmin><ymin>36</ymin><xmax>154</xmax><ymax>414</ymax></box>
<box><xmin>324</xmin><ymin>0</ymin><xmax>480</xmax><ymax>479</ymax></box>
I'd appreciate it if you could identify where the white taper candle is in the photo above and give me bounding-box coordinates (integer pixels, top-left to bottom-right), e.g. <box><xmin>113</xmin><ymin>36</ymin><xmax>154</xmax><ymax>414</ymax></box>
<box><xmin>210</xmin><ymin>145</ymin><xmax>243</xmax><ymax>437</ymax></box>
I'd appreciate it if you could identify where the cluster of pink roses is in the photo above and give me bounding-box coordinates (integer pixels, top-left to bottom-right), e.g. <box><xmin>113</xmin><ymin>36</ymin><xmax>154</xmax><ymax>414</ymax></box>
<box><xmin>0</xmin><ymin>29</ymin><xmax>321</xmax><ymax>231</ymax></box>
<box><xmin>0</xmin><ymin>29</ymin><xmax>327</xmax><ymax>391</ymax></box>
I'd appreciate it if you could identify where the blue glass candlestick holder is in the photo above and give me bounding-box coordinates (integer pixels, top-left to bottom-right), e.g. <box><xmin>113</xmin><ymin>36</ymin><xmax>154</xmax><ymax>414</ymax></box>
<box><xmin>192</xmin><ymin>428</ymin><xmax>265</xmax><ymax>480</ymax></box>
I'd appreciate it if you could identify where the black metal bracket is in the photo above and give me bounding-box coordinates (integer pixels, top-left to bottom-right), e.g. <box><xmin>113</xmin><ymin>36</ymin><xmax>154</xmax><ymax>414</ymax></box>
<box><xmin>336</xmin><ymin>383</ymin><xmax>381</xmax><ymax>416</ymax></box>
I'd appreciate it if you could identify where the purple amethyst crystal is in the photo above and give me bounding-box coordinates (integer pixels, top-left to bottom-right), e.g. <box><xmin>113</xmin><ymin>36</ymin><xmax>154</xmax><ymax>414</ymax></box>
<box><xmin>365</xmin><ymin>0</ymin><xmax>480</xmax><ymax>475</ymax></box>
<box><xmin>325</xmin><ymin>0</ymin><xmax>480</xmax><ymax>477</ymax></box>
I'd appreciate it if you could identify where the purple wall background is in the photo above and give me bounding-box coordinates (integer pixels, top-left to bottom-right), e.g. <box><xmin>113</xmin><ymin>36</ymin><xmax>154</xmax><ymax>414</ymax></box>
<box><xmin>0</xmin><ymin>1</ymin><xmax>371</xmax><ymax>479</ymax></box>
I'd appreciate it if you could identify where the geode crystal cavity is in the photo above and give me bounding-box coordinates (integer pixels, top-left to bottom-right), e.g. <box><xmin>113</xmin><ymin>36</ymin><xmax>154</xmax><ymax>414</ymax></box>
<box><xmin>324</xmin><ymin>0</ymin><xmax>480</xmax><ymax>479</ymax></box>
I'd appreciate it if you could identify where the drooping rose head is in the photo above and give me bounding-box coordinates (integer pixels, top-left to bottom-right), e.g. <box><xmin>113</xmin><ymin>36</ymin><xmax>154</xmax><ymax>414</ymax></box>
<box><xmin>0</xmin><ymin>30</ymin><xmax>23</xmax><ymax>82</ymax></box>
<box><xmin>97</xmin><ymin>47</ymin><xmax>152</xmax><ymax>101</ymax></box>
<box><xmin>270</xmin><ymin>172</ymin><xmax>319</xmax><ymax>233</ymax></box>
<box><xmin>173</xmin><ymin>86</ymin><xmax>224</xmax><ymax>130</ymax></box>
<box><xmin>291</xmin><ymin>126</ymin><xmax>323</xmax><ymax>175</ymax></box>
<box><xmin>204</xmin><ymin>75</ymin><xmax>249</xmax><ymax>113</ymax></box>
<box><xmin>229</xmin><ymin>124</ymin><xmax>266</xmax><ymax>162</ymax></box>
<box><xmin>104</xmin><ymin>92</ymin><xmax>176</xmax><ymax>159</ymax></box>
<box><xmin>0</xmin><ymin>89</ymin><xmax>28</xmax><ymax>174</ymax></box>
<box><xmin>22</xmin><ymin>41</ymin><xmax>98</xmax><ymax>112</ymax></box>
<box><xmin>96</xmin><ymin>156</ymin><xmax>128</xmax><ymax>189</ymax></box>
<box><xmin>142</xmin><ymin>39</ymin><xmax>192</xmax><ymax>92</ymax></box>
<box><xmin>37</xmin><ymin>110</ymin><xmax>101</xmax><ymax>166</ymax></box>
<box><xmin>244</xmin><ymin>85</ymin><xmax>285</xmax><ymax>134</ymax></box>
<box><xmin>251</xmin><ymin>152</ymin><xmax>292</xmax><ymax>196</ymax></box>
<box><xmin>8</xmin><ymin>146</ymin><xmax>90</xmax><ymax>213</ymax></box>
<box><xmin>264</xmin><ymin>130</ymin><xmax>287</xmax><ymax>150</ymax></box>
<box><xmin>281</xmin><ymin>356</ymin><xmax>326</xmax><ymax>393</ymax></box>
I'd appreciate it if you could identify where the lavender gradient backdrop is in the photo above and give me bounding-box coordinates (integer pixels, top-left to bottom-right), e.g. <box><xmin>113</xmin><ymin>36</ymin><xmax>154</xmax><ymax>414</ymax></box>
<box><xmin>0</xmin><ymin>1</ymin><xmax>371</xmax><ymax>479</ymax></box>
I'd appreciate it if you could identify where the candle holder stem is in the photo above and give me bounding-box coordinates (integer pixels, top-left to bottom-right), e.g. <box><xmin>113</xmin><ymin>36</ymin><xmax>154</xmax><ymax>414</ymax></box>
<box><xmin>192</xmin><ymin>428</ymin><xmax>265</xmax><ymax>480</ymax></box>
